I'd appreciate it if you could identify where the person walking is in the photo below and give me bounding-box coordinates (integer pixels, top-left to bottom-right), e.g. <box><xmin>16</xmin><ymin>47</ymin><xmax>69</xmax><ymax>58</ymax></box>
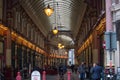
<box><xmin>58</xmin><ymin>63</ymin><xmax>65</xmax><ymax>80</ymax></box>
<box><xmin>88</xmin><ymin>63</ymin><xmax>93</xmax><ymax>80</ymax></box>
<box><xmin>90</xmin><ymin>63</ymin><xmax>102</xmax><ymax>80</ymax></box>
<box><xmin>78</xmin><ymin>62</ymin><xmax>86</xmax><ymax>80</ymax></box>
<box><xmin>74</xmin><ymin>65</ymin><xmax>78</xmax><ymax>74</ymax></box>
<box><xmin>70</xmin><ymin>64</ymin><xmax>74</xmax><ymax>73</ymax></box>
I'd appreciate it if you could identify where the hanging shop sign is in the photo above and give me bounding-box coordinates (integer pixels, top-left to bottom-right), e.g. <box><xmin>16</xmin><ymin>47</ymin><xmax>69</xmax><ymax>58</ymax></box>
<box><xmin>104</xmin><ymin>32</ymin><xmax>117</xmax><ymax>51</ymax></box>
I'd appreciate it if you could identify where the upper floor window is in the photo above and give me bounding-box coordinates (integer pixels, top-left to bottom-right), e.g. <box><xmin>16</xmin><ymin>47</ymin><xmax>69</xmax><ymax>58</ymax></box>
<box><xmin>0</xmin><ymin>0</ymin><xmax>3</xmax><ymax>22</ymax></box>
<box><xmin>102</xmin><ymin>0</ymin><xmax>105</xmax><ymax>10</ymax></box>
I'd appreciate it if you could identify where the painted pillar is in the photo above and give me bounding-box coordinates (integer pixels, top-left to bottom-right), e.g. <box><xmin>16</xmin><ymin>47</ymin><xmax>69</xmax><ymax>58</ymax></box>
<box><xmin>105</xmin><ymin>0</ymin><xmax>114</xmax><ymax>67</ymax></box>
<box><xmin>106</xmin><ymin>0</ymin><xmax>113</xmax><ymax>32</ymax></box>
<box><xmin>4</xmin><ymin>0</ymin><xmax>13</xmax><ymax>79</ymax></box>
<box><xmin>6</xmin><ymin>30</ymin><xmax>11</xmax><ymax>66</ymax></box>
<box><xmin>92</xmin><ymin>31</ymin><xmax>99</xmax><ymax>63</ymax></box>
<box><xmin>4</xmin><ymin>29</ymin><xmax>12</xmax><ymax>80</ymax></box>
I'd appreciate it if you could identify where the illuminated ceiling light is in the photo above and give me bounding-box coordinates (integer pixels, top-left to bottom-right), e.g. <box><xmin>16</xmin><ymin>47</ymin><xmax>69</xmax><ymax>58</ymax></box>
<box><xmin>61</xmin><ymin>45</ymin><xmax>64</xmax><ymax>48</ymax></box>
<box><xmin>58</xmin><ymin>43</ymin><xmax>65</xmax><ymax>49</ymax></box>
<box><xmin>58</xmin><ymin>43</ymin><xmax>62</xmax><ymax>46</ymax></box>
<box><xmin>52</xmin><ymin>27</ymin><xmax>58</xmax><ymax>35</ymax></box>
<box><xmin>44</xmin><ymin>4</ymin><xmax>54</xmax><ymax>16</ymax></box>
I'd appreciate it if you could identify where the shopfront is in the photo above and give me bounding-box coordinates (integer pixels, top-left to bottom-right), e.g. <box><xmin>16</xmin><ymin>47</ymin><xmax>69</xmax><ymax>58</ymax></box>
<box><xmin>0</xmin><ymin>36</ymin><xmax>5</xmax><ymax>73</ymax></box>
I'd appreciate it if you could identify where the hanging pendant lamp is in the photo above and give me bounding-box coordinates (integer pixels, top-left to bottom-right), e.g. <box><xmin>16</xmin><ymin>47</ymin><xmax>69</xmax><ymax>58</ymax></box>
<box><xmin>52</xmin><ymin>27</ymin><xmax>58</xmax><ymax>35</ymax></box>
<box><xmin>44</xmin><ymin>4</ymin><xmax>54</xmax><ymax>16</ymax></box>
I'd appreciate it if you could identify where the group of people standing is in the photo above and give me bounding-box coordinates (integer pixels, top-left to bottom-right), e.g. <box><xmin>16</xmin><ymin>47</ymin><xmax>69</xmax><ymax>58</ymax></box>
<box><xmin>78</xmin><ymin>62</ymin><xmax>103</xmax><ymax>80</ymax></box>
<box><xmin>57</xmin><ymin>62</ymin><xmax>103</xmax><ymax>80</ymax></box>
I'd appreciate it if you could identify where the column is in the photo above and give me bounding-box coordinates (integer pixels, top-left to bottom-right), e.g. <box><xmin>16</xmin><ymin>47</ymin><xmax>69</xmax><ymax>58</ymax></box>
<box><xmin>106</xmin><ymin>0</ymin><xmax>112</xmax><ymax>31</ymax></box>
<box><xmin>4</xmin><ymin>30</ymin><xmax>12</xmax><ymax>80</ymax></box>
<box><xmin>92</xmin><ymin>31</ymin><xmax>99</xmax><ymax>63</ymax></box>
<box><xmin>4</xmin><ymin>0</ymin><xmax>13</xmax><ymax>79</ymax></box>
<box><xmin>105</xmin><ymin>0</ymin><xmax>114</xmax><ymax>68</ymax></box>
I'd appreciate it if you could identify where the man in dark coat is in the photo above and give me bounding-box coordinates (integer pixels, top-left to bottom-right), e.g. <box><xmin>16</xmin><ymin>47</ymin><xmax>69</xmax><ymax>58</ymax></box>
<box><xmin>78</xmin><ymin>62</ymin><xmax>86</xmax><ymax>80</ymax></box>
<box><xmin>90</xmin><ymin>63</ymin><xmax>102</xmax><ymax>80</ymax></box>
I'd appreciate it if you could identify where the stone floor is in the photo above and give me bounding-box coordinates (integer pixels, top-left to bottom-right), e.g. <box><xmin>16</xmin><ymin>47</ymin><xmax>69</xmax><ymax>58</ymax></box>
<box><xmin>46</xmin><ymin>71</ymin><xmax>79</xmax><ymax>80</ymax></box>
<box><xmin>25</xmin><ymin>69</ymin><xmax>90</xmax><ymax>80</ymax></box>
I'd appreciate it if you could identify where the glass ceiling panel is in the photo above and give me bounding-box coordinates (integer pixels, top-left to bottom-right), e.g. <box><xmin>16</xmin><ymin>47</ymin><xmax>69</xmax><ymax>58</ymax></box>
<box><xmin>43</xmin><ymin>0</ymin><xmax>71</xmax><ymax>30</ymax></box>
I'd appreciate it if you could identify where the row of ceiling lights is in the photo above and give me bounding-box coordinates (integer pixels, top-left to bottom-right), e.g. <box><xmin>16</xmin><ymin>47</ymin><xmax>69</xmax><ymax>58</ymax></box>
<box><xmin>44</xmin><ymin>4</ymin><xmax>64</xmax><ymax>49</ymax></box>
<box><xmin>44</xmin><ymin>4</ymin><xmax>58</xmax><ymax>35</ymax></box>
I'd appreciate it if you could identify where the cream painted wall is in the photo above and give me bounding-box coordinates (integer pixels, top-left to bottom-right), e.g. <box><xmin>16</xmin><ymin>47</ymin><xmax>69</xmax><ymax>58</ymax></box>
<box><xmin>6</xmin><ymin>49</ymin><xmax>11</xmax><ymax>67</ymax></box>
<box><xmin>92</xmin><ymin>49</ymin><xmax>98</xmax><ymax>63</ymax></box>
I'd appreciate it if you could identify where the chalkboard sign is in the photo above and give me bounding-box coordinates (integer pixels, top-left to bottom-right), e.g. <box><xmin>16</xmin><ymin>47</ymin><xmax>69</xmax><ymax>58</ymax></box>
<box><xmin>31</xmin><ymin>70</ymin><xmax>41</xmax><ymax>80</ymax></box>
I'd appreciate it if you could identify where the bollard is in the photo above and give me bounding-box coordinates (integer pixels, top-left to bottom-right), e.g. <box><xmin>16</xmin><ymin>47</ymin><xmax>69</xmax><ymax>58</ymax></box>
<box><xmin>42</xmin><ymin>71</ymin><xmax>46</xmax><ymax>80</ymax></box>
<box><xmin>67</xmin><ymin>71</ymin><xmax>71</xmax><ymax>80</ymax></box>
<box><xmin>16</xmin><ymin>72</ymin><xmax>21</xmax><ymax>80</ymax></box>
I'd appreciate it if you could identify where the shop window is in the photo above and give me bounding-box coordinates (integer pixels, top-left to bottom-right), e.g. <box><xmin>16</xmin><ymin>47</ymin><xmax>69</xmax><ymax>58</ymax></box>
<box><xmin>0</xmin><ymin>41</ymin><xmax>3</xmax><ymax>55</ymax></box>
<box><xmin>116</xmin><ymin>20</ymin><xmax>120</xmax><ymax>41</ymax></box>
<box><xmin>102</xmin><ymin>0</ymin><xmax>105</xmax><ymax>10</ymax></box>
<box><xmin>0</xmin><ymin>37</ymin><xmax>4</xmax><ymax>73</ymax></box>
<box><xmin>21</xmin><ymin>18</ymin><xmax>25</xmax><ymax>34</ymax></box>
<box><xmin>0</xmin><ymin>0</ymin><xmax>3</xmax><ymax>23</ymax></box>
<box><xmin>17</xmin><ymin>12</ymin><xmax>21</xmax><ymax>32</ymax></box>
